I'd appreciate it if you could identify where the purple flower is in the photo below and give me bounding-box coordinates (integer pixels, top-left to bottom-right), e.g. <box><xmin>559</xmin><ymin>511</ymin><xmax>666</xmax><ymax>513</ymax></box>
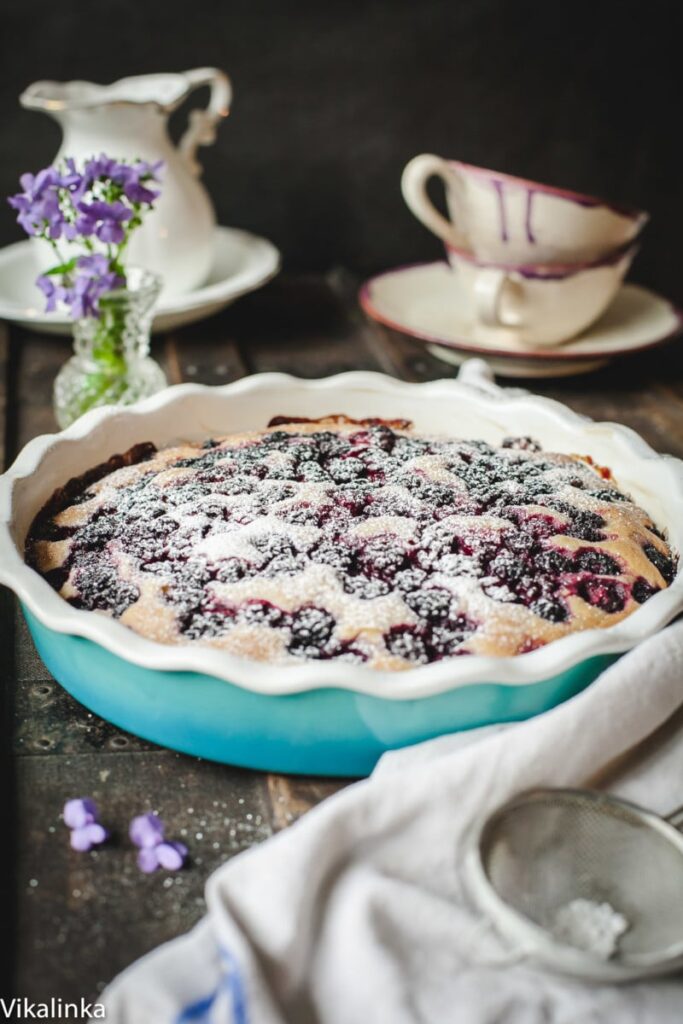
<box><xmin>84</xmin><ymin>153</ymin><xmax>120</xmax><ymax>181</ymax></box>
<box><xmin>123</xmin><ymin>178</ymin><xmax>160</xmax><ymax>205</ymax></box>
<box><xmin>68</xmin><ymin>255</ymin><xmax>124</xmax><ymax>319</ymax></box>
<box><xmin>37</xmin><ymin>274</ymin><xmax>69</xmax><ymax>313</ymax></box>
<box><xmin>76</xmin><ymin>252</ymin><xmax>114</xmax><ymax>277</ymax></box>
<box><xmin>63</xmin><ymin>797</ymin><xmax>109</xmax><ymax>852</ymax></box>
<box><xmin>58</xmin><ymin>157</ymin><xmax>84</xmax><ymax>191</ymax></box>
<box><xmin>69</xmin><ymin>278</ymin><xmax>98</xmax><ymax>319</ymax></box>
<box><xmin>74</xmin><ymin>252</ymin><xmax>124</xmax><ymax>303</ymax></box>
<box><xmin>8</xmin><ymin>166</ymin><xmax>68</xmax><ymax>239</ymax></box>
<box><xmin>132</xmin><ymin>158</ymin><xmax>165</xmax><ymax>180</ymax></box>
<box><xmin>9</xmin><ymin>154</ymin><xmax>163</xmax><ymax>251</ymax></box>
<box><xmin>76</xmin><ymin>199</ymin><xmax>132</xmax><ymax>244</ymax></box>
<box><xmin>10</xmin><ymin>154</ymin><xmax>164</xmax><ymax>320</ymax></box>
<box><xmin>118</xmin><ymin>161</ymin><xmax>163</xmax><ymax>205</ymax></box>
<box><xmin>82</xmin><ymin>154</ymin><xmax>163</xmax><ymax>205</ymax></box>
<box><xmin>38</xmin><ymin>254</ymin><xmax>124</xmax><ymax>318</ymax></box>
<box><xmin>130</xmin><ymin>812</ymin><xmax>188</xmax><ymax>873</ymax></box>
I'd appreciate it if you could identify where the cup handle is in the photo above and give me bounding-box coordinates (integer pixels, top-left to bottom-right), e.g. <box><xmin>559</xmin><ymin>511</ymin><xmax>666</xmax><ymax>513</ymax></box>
<box><xmin>473</xmin><ymin>268</ymin><xmax>523</xmax><ymax>328</ymax></box>
<box><xmin>401</xmin><ymin>154</ymin><xmax>460</xmax><ymax>245</ymax></box>
<box><xmin>178</xmin><ymin>68</ymin><xmax>232</xmax><ymax>177</ymax></box>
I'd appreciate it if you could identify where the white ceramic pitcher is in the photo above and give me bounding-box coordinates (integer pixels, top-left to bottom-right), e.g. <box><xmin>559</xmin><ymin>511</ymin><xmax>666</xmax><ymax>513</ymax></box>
<box><xmin>20</xmin><ymin>69</ymin><xmax>232</xmax><ymax>295</ymax></box>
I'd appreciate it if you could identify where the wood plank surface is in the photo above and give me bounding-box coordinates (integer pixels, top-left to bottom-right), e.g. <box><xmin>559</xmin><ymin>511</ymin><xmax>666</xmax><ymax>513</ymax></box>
<box><xmin>1</xmin><ymin>271</ymin><xmax>682</xmax><ymax>1001</ymax></box>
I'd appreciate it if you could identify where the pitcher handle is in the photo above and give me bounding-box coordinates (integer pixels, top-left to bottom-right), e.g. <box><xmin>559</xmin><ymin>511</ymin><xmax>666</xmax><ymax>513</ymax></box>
<box><xmin>178</xmin><ymin>67</ymin><xmax>232</xmax><ymax>177</ymax></box>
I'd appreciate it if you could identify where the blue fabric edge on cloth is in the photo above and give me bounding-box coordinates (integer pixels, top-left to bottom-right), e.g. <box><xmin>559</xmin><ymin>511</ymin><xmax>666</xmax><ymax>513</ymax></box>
<box><xmin>176</xmin><ymin>946</ymin><xmax>248</xmax><ymax>1024</ymax></box>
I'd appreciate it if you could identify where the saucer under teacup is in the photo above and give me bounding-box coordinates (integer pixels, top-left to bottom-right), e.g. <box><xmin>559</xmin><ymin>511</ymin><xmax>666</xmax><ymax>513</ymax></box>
<box><xmin>0</xmin><ymin>226</ymin><xmax>280</xmax><ymax>335</ymax></box>
<box><xmin>359</xmin><ymin>261</ymin><xmax>682</xmax><ymax>379</ymax></box>
<box><xmin>401</xmin><ymin>154</ymin><xmax>648</xmax><ymax>266</ymax></box>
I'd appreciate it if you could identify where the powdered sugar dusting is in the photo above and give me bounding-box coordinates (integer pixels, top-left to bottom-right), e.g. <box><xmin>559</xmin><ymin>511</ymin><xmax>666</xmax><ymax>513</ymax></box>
<box><xmin>25</xmin><ymin>417</ymin><xmax>677</xmax><ymax>669</ymax></box>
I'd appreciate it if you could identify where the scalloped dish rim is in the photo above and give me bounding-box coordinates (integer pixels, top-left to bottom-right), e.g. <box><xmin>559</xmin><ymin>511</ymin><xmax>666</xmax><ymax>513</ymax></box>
<box><xmin>1</xmin><ymin>367</ymin><xmax>682</xmax><ymax>701</ymax></box>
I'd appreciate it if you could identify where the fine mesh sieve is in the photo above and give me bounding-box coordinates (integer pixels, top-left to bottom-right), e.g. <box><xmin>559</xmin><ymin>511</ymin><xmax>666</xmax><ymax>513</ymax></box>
<box><xmin>467</xmin><ymin>788</ymin><xmax>683</xmax><ymax>981</ymax></box>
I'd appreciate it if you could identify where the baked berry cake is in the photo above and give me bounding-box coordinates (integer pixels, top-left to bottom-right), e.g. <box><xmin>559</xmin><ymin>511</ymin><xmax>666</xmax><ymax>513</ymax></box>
<box><xmin>25</xmin><ymin>416</ymin><xmax>676</xmax><ymax>670</ymax></box>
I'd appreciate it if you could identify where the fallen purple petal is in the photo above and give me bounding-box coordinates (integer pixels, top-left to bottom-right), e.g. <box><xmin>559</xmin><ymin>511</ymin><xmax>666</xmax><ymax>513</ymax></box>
<box><xmin>63</xmin><ymin>797</ymin><xmax>99</xmax><ymax>830</ymax></box>
<box><xmin>129</xmin><ymin>812</ymin><xmax>165</xmax><ymax>849</ymax></box>
<box><xmin>137</xmin><ymin>847</ymin><xmax>160</xmax><ymax>874</ymax></box>
<box><xmin>69</xmin><ymin>822</ymin><xmax>109</xmax><ymax>852</ymax></box>
<box><xmin>155</xmin><ymin>841</ymin><xmax>188</xmax><ymax>871</ymax></box>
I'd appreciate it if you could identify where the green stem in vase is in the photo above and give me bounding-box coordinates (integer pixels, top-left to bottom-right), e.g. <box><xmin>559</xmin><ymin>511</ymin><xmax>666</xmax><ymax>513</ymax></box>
<box><xmin>55</xmin><ymin>267</ymin><xmax>166</xmax><ymax>429</ymax></box>
<box><xmin>69</xmin><ymin>299</ymin><xmax>130</xmax><ymax>419</ymax></box>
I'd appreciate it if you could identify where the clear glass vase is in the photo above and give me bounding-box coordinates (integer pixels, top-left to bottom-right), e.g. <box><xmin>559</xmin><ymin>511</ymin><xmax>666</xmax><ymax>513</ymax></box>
<box><xmin>53</xmin><ymin>268</ymin><xmax>167</xmax><ymax>429</ymax></box>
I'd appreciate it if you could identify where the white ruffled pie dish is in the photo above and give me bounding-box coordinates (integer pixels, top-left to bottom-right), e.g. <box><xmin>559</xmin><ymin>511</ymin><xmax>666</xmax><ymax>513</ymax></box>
<box><xmin>1</xmin><ymin>362</ymin><xmax>682</xmax><ymax>775</ymax></box>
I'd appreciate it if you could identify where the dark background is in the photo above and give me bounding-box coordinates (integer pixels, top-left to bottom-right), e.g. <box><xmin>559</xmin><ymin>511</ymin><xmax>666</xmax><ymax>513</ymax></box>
<box><xmin>1</xmin><ymin>0</ymin><xmax>682</xmax><ymax>296</ymax></box>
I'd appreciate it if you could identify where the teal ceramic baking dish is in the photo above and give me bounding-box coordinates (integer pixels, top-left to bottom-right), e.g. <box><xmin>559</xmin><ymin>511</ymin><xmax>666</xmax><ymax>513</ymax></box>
<box><xmin>3</xmin><ymin>367</ymin><xmax>683</xmax><ymax>777</ymax></box>
<box><xmin>23</xmin><ymin>606</ymin><xmax>616</xmax><ymax>776</ymax></box>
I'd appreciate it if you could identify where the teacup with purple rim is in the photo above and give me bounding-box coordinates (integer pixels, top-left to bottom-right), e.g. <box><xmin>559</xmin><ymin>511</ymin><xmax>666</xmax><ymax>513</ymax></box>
<box><xmin>446</xmin><ymin>241</ymin><xmax>638</xmax><ymax>348</ymax></box>
<box><xmin>401</xmin><ymin>155</ymin><xmax>648</xmax><ymax>265</ymax></box>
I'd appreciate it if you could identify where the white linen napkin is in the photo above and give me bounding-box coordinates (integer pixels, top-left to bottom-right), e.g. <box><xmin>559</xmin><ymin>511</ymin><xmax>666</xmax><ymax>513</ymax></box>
<box><xmin>102</xmin><ymin>622</ymin><xmax>683</xmax><ymax>1023</ymax></box>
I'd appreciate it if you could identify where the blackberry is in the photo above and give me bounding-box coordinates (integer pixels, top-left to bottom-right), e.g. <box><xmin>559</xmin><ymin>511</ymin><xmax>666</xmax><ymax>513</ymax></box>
<box><xmin>262</xmin><ymin>554</ymin><xmax>306</xmax><ymax>577</ymax></box>
<box><xmin>540</xmin><ymin>504</ymin><xmax>606</xmax><ymax>542</ymax></box>
<box><xmin>358</xmin><ymin>537</ymin><xmax>409</xmax><ymax>580</ymax></box>
<box><xmin>326</xmin><ymin>457</ymin><xmax>367</xmax><ymax>483</ymax></box>
<box><xmin>632</xmin><ymin>578</ymin><xmax>659</xmax><ymax>604</ymax></box>
<box><xmin>343</xmin><ymin>575</ymin><xmax>391</xmax><ymax>599</ymax></box>
<box><xmin>385</xmin><ymin>626</ymin><xmax>429</xmax><ymax>665</ymax></box>
<box><xmin>310</xmin><ymin>542</ymin><xmax>355</xmax><ymax>572</ymax></box>
<box><xmin>297</xmin><ymin>461</ymin><xmax>331</xmax><ymax>483</ymax></box>
<box><xmin>394</xmin><ymin>568</ymin><xmax>428</xmax><ymax>593</ymax></box>
<box><xmin>288</xmin><ymin>607</ymin><xmax>335</xmax><ymax>657</ymax></box>
<box><xmin>368</xmin><ymin>424</ymin><xmax>397</xmax><ymax>452</ymax></box>
<box><xmin>70</xmin><ymin>554</ymin><xmax>139</xmax><ymax>617</ymax></box>
<box><xmin>280</xmin><ymin>503</ymin><xmax>321</xmax><ymax>526</ymax></box>
<box><xmin>165</xmin><ymin>482</ymin><xmax>212</xmax><ymax>506</ymax></box>
<box><xmin>534</xmin><ymin>548</ymin><xmax>572</xmax><ymax>575</ymax></box>
<box><xmin>71</xmin><ymin>516</ymin><xmax>116</xmax><ymax>552</ymax></box>
<box><xmin>643</xmin><ymin>544</ymin><xmax>676</xmax><ymax>584</ymax></box>
<box><xmin>585</xmin><ymin>487</ymin><xmax>627</xmax><ymax>504</ymax></box>
<box><xmin>577</xmin><ymin>578</ymin><xmax>627</xmax><ymax>614</ymax></box>
<box><xmin>182</xmin><ymin>608</ymin><xmax>232</xmax><ymax>640</ymax></box>
<box><xmin>571</xmin><ymin>549</ymin><xmax>621</xmax><ymax>575</ymax></box>
<box><xmin>532</xmin><ymin>597</ymin><xmax>568</xmax><ymax>622</ymax></box>
<box><xmin>501</xmin><ymin>436</ymin><xmax>542</xmax><ymax>452</ymax></box>
<box><xmin>404</xmin><ymin>587</ymin><xmax>452</xmax><ymax>622</ymax></box>
<box><xmin>429</xmin><ymin>618</ymin><xmax>473</xmax><ymax>657</ymax></box>
<box><xmin>238</xmin><ymin>601</ymin><xmax>285</xmax><ymax>627</ymax></box>
<box><xmin>214</xmin><ymin>559</ymin><xmax>248</xmax><ymax>584</ymax></box>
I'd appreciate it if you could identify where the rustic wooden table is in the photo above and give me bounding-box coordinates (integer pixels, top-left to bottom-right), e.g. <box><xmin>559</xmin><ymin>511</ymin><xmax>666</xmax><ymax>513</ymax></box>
<box><xmin>1</xmin><ymin>270</ymin><xmax>682</xmax><ymax>1003</ymax></box>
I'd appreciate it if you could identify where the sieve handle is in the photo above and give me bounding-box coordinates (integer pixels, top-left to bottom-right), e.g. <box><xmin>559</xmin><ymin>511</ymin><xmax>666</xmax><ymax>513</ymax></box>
<box><xmin>666</xmin><ymin>805</ymin><xmax>683</xmax><ymax>830</ymax></box>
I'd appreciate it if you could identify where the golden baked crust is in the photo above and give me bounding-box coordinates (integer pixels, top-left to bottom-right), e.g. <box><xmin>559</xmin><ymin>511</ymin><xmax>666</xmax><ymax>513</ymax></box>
<box><xmin>25</xmin><ymin>416</ymin><xmax>677</xmax><ymax>670</ymax></box>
